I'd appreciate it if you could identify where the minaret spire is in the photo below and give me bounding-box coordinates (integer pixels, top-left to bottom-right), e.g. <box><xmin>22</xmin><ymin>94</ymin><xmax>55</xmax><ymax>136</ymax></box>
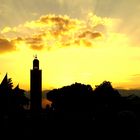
<box><xmin>30</xmin><ymin>56</ymin><xmax>42</xmax><ymax>113</ymax></box>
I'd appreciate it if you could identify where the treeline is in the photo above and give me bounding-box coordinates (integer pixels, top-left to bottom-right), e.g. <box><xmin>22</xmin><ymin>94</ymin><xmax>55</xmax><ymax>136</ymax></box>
<box><xmin>1</xmin><ymin>74</ymin><xmax>140</xmax><ymax>137</ymax></box>
<box><xmin>46</xmin><ymin>81</ymin><xmax>140</xmax><ymax>122</ymax></box>
<box><xmin>1</xmin><ymin>73</ymin><xmax>140</xmax><ymax>123</ymax></box>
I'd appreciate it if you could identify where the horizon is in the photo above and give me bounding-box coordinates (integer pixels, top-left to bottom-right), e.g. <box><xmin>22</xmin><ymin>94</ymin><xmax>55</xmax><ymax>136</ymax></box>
<box><xmin>1</xmin><ymin>0</ymin><xmax>140</xmax><ymax>90</ymax></box>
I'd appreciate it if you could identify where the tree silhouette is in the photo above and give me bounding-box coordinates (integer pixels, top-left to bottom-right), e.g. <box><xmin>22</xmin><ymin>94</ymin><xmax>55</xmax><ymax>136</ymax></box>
<box><xmin>92</xmin><ymin>81</ymin><xmax>121</xmax><ymax>121</ymax></box>
<box><xmin>46</xmin><ymin>81</ymin><xmax>122</xmax><ymax>120</ymax></box>
<box><xmin>94</xmin><ymin>81</ymin><xmax>120</xmax><ymax>98</ymax></box>
<box><xmin>47</xmin><ymin>83</ymin><xmax>94</xmax><ymax>120</ymax></box>
<box><xmin>0</xmin><ymin>74</ymin><xmax>12</xmax><ymax>116</ymax></box>
<box><xmin>11</xmin><ymin>85</ymin><xmax>29</xmax><ymax>111</ymax></box>
<box><xmin>0</xmin><ymin>74</ymin><xmax>29</xmax><ymax>117</ymax></box>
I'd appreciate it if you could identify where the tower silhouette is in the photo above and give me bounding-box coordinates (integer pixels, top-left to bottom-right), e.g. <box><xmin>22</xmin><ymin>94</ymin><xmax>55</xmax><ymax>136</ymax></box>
<box><xmin>30</xmin><ymin>56</ymin><xmax>42</xmax><ymax>112</ymax></box>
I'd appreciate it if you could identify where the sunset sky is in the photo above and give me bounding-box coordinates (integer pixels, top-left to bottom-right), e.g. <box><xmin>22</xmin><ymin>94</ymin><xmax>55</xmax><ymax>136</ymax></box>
<box><xmin>1</xmin><ymin>0</ymin><xmax>140</xmax><ymax>90</ymax></box>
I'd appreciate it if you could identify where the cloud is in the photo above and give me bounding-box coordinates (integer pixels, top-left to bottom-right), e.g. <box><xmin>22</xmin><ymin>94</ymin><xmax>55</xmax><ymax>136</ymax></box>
<box><xmin>25</xmin><ymin>35</ymin><xmax>44</xmax><ymax>50</ymax></box>
<box><xmin>74</xmin><ymin>39</ymin><xmax>92</xmax><ymax>47</ymax></box>
<box><xmin>1</xmin><ymin>26</ymin><xmax>12</xmax><ymax>34</ymax></box>
<box><xmin>0</xmin><ymin>13</ymin><xmax>125</xmax><ymax>51</ymax></box>
<box><xmin>39</xmin><ymin>15</ymin><xmax>80</xmax><ymax>35</ymax></box>
<box><xmin>40</xmin><ymin>15</ymin><xmax>69</xmax><ymax>24</ymax></box>
<box><xmin>30</xmin><ymin>44</ymin><xmax>44</xmax><ymax>50</ymax></box>
<box><xmin>78</xmin><ymin>31</ymin><xmax>101</xmax><ymax>39</ymax></box>
<box><xmin>0</xmin><ymin>38</ymin><xmax>15</xmax><ymax>53</ymax></box>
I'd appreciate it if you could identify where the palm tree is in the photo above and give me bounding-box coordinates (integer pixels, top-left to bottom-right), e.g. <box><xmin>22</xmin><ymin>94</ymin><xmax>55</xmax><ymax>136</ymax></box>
<box><xmin>0</xmin><ymin>74</ymin><xmax>29</xmax><ymax>115</ymax></box>
<box><xmin>0</xmin><ymin>74</ymin><xmax>13</xmax><ymax>115</ymax></box>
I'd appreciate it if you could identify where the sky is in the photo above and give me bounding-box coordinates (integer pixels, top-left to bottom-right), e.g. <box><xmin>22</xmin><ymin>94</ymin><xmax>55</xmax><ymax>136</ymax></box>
<box><xmin>1</xmin><ymin>0</ymin><xmax>140</xmax><ymax>90</ymax></box>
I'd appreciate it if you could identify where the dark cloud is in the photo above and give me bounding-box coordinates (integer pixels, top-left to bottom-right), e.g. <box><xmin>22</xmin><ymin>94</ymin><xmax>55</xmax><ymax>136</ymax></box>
<box><xmin>0</xmin><ymin>38</ymin><xmax>15</xmax><ymax>53</ymax></box>
<box><xmin>40</xmin><ymin>15</ymin><xmax>75</xmax><ymax>33</ymax></box>
<box><xmin>11</xmin><ymin>37</ymin><xmax>23</xmax><ymax>43</ymax></box>
<box><xmin>26</xmin><ymin>36</ymin><xmax>42</xmax><ymax>44</ymax></box>
<box><xmin>30</xmin><ymin>44</ymin><xmax>44</xmax><ymax>50</ymax></box>
<box><xmin>82</xmin><ymin>39</ymin><xmax>92</xmax><ymax>47</ymax></box>
<box><xmin>26</xmin><ymin>16</ymin><xmax>102</xmax><ymax>49</ymax></box>
<box><xmin>38</xmin><ymin>16</ymin><xmax>72</xmax><ymax>39</ymax></box>
<box><xmin>39</xmin><ymin>15</ymin><xmax>102</xmax><ymax>48</ymax></box>
<box><xmin>1</xmin><ymin>14</ymin><xmax>105</xmax><ymax>51</ymax></box>
<box><xmin>40</xmin><ymin>16</ymin><xmax>69</xmax><ymax>25</ymax></box>
<box><xmin>78</xmin><ymin>31</ymin><xmax>101</xmax><ymax>39</ymax></box>
<box><xmin>25</xmin><ymin>35</ymin><xmax>44</xmax><ymax>50</ymax></box>
<box><xmin>74</xmin><ymin>39</ymin><xmax>92</xmax><ymax>47</ymax></box>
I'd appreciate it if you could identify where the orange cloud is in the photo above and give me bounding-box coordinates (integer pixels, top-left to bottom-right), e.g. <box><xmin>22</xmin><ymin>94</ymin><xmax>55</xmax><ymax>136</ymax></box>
<box><xmin>0</xmin><ymin>13</ymin><xmax>138</xmax><ymax>90</ymax></box>
<box><xmin>30</xmin><ymin>44</ymin><xmax>44</xmax><ymax>50</ymax></box>
<box><xmin>40</xmin><ymin>15</ymin><xmax>70</xmax><ymax>26</ymax></box>
<box><xmin>0</xmin><ymin>13</ymin><xmax>123</xmax><ymax>51</ymax></box>
<box><xmin>78</xmin><ymin>31</ymin><xmax>101</xmax><ymax>39</ymax></box>
<box><xmin>0</xmin><ymin>38</ymin><xmax>15</xmax><ymax>53</ymax></box>
<box><xmin>25</xmin><ymin>35</ymin><xmax>44</xmax><ymax>50</ymax></box>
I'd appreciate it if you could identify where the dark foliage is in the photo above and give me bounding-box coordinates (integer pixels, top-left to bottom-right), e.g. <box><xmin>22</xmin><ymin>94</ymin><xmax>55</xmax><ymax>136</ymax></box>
<box><xmin>46</xmin><ymin>81</ymin><xmax>123</xmax><ymax>120</ymax></box>
<box><xmin>0</xmin><ymin>74</ymin><xmax>140</xmax><ymax>138</ymax></box>
<box><xmin>0</xmin><ymin>74</ymin><xmax>29</xmax><ymax>118</ymax></box>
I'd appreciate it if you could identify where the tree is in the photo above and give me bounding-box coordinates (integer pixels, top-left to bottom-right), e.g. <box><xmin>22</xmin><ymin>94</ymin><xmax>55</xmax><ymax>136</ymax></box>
<box><xmin>11</xmin><ymin>85</ymin><xmax>29</xmax><ymax>111</ymax></box>
<box><xmin>47</xmin><ymin>83</ymin><xmax>93</xmax><ymax>120</ymax></box>
<box><xmin>0</xmin><ymin>74</ymin><xmax>29</xmax><ymax>116</ymax></box>
<box><xmin>0</xmin><ymin>74</ymin><xmax>13</xmax><ymax>115</ymax></box>
<box><xmin>93</xmin><ymin>81</ymin><xmax>121</xmax><ymax>121</ymax></box>
<box><xmin>94</xmin><ymin>81</ymin><xmax>120</xmax><ymax>98</ymax></box>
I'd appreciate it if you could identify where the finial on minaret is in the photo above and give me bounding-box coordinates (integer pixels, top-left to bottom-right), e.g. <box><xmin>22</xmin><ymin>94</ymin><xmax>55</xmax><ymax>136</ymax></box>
<box><xmin>33</xmin><ymin>54</ymin><xmax>37</xmax><ymax>59</ymax></box>
<box><xmin>33</xmin><ymin>54</ymin><xmax>39</xmax><ymax>69</ymax></box>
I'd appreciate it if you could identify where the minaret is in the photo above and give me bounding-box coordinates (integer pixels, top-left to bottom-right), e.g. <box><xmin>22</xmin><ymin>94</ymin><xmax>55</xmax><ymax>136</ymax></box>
<box><xmin>30</xmin><ymin>56</ymin><xmax>42</xmax><ymax>112</ymax></box>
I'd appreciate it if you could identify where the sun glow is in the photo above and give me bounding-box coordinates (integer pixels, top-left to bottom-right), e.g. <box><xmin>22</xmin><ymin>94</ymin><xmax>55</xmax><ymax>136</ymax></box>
<box><xmin>1</xmin><ymin>13</ymin><xmax>140</xmax><ymax>90</ymax></box>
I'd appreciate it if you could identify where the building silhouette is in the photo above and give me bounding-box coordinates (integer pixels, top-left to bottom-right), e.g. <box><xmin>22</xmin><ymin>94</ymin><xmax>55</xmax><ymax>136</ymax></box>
<box><xmin>30</xmin><ymin>56</ymin><xmax>42</xmax><ymax>112</ymax></box>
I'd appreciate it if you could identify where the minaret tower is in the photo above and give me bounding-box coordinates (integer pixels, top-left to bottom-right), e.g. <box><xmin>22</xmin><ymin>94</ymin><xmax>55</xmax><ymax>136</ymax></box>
<box><xmin>30</xmin><ymin>55</ymin><xmax>42</xmax><ymax>112</ymax></box>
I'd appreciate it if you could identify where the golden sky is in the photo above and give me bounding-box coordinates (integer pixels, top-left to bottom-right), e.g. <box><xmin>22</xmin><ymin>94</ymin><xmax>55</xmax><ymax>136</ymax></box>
<box><xmin>1</xmin><ymin>0</ymin><xmax>140</xmax><ymax>90</ymax></box>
